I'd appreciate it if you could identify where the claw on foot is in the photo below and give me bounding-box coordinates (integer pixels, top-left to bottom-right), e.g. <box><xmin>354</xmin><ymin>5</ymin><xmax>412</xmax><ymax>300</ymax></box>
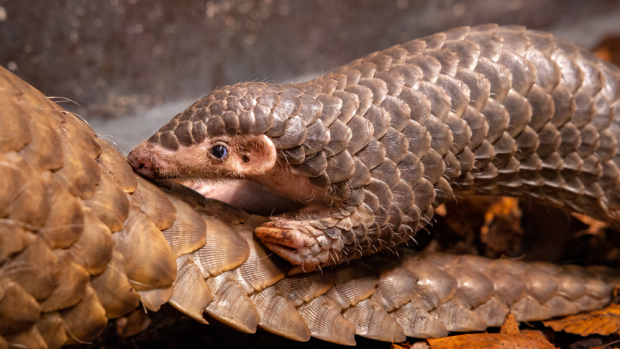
<box><xmin>260</xmin><ymin>240</ymin><xmax>306</xmax><ymax>265</ymax></box>
<box><xmin>254</xmin><ymin>225</ymin><xmax>306</xmax><ymax>249</ymax></box>
<box><xmin>254</xmin><ymin>219</ymin><xmax>343</xmax><ymax>273</ymax></box>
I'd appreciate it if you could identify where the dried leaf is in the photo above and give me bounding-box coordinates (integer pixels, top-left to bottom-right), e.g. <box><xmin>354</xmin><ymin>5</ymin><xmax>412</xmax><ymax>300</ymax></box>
<box><xmin>391</xmin><ymin>342</ymin><xmax>413</xmax><ymax>349</ymax></box>
<box><xmin>482</xmin><ymin>197</ymin><xmax>520</xmax><ymax>229</ymax></box>
<box><xmin>500</xmin><ymin>313</ymin><xmax>520</xmax><ymax>334</ymax></box>
<box><xmin>426</xmin><ymin>333</ymin><xmax>554</xmax><ymax>349</ymax></box>
<box><xmin>594</xmin><ymin>36</ymin><xmax>620</xmax><ymax>68</ymax></box>
<box><xmin>571</xmin><ymin>212</ymin><xmax>608</xmax><ymax>235</ymax></box>
<box><xmin>480</xmin><ymin>197</ymin><xmax>522</xmax><ymax>256</ymax></box>
<box><xmin>543</xmin><ymin>303</ymin><xmax>620</xmax><ymax>336</ymax></box>
<box><xmin>435</xmin><ymin>204</ymin><xmax>447</xmax><ymax>217</ymax></box>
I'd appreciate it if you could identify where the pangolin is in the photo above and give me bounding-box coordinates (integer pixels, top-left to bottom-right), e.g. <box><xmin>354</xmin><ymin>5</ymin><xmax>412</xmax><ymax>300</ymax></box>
<box><xmin>129</xmin><ymin>24</ymin><xmax>620</xmax><ymax>274</ymax></box>
<box><xmin>1</xmin><ymin>24</ymin><xmax>620</xmax><ymax>349</ymax></box>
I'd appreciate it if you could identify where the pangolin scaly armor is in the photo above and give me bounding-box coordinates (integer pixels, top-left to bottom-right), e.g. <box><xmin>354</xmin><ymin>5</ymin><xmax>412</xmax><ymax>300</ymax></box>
<box><xmin>130</xmin><ymin>24</ymin><xmax>620</xmax><ymax>273</ymax></box>
<box><xmin>1</xmin><ymin>25</ymin><xmax>620</xmax><ymax>348</ymax></box>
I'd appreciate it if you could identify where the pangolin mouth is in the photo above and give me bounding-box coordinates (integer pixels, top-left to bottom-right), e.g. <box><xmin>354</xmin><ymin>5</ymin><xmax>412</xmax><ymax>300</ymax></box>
<box><xmin>131</xmin><ymin>164</ymin><xmax>177</xmax><ymax>180</ymax></box>
<box><xmin>129</xmin><ymin>160</ymin><xmax>179</xmax><ymax>180</ymax></box>
<box><xmin>131</xmin><ymin>162</ymin><xmax>156</xmax><ymax>178</ymax></box>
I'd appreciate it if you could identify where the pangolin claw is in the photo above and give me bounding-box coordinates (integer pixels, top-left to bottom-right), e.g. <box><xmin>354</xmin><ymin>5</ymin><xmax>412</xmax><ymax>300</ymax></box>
<box><xmin>255</xmin><ymin>219</ymin><xmax>343</xmax><ymax>271</ymax></box>
<box><xmin>254</xmin><ymin>226</ymin><xmax>307</xmax><ymax>250</ymax></box>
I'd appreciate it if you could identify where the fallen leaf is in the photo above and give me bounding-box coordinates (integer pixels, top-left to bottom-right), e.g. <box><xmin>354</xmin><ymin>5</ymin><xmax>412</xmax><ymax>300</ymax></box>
<box><xmin>543</xmin><ymin>303</ymin><xmax>620</xmax><ymax>336</ymax></box>
<box><xmin>571</xmin><ymin>212</ymin><xmax>608</xmax><ymax>235</ymax></box>
<box><xmin>482</xmin><ymin>197</ymin><xmax>520</xmax><ymax>228</ymax></box>
<box><xmin>594</xmin><ymin>36</ymin><xmax>620</xmax><ymax>68</ymax></box>
<box><xmin>519</xmin><ymin>329</ymin><xmax>548</xmax><ymax>338</ymax></box>
<box><xmin>500</xmin><ymin>313</ymin><xmax>520</xmax><ymax>334</ymax></box>
<box><xmin>480</xmin><ymin>197</ymin><xmax>522</xmax><ymax>256</ymax></box>
<box><xmin>426</xmin><ymin>332</ymin><xmax>554</xmax><ymax>349</ymax></box>
<box><xmin>435</xmin><ymin>204</ymin><xmax>447</xmax><ymax>217</ymax></box>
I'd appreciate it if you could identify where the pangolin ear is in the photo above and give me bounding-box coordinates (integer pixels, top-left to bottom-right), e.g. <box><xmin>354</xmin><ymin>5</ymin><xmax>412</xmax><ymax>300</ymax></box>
<box><xmin>237</xmin><ymin>134</ymin><xmax>277</xmax><ymax>175</ymax></box>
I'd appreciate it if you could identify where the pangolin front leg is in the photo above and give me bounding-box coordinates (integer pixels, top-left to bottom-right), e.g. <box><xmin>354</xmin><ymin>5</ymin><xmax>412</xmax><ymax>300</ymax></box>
<box><xmin>257</xmin><ymin>219</ymin><xmax>343</xmax><ymax>271</ymax></box>
<box><xmin>129</xmin><ymin>24</ymin><xmax>620</xmax><ymax>273</ymax></box>
<box><xmin>184</xmin><ymin>177</ymin><xmax>382</xmax><ymax>272</ymax></box>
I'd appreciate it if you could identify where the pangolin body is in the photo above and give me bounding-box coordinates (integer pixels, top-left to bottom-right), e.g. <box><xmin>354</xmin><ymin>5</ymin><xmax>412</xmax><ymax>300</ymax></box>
<box><xmin>1</xmin><ymin>25</ymin><xmax>620</xmax><ymax>348</ymax></box>
<box><xmin>130</xmin><ymin>24</ymin><xmax>620</xmax><ymax>273</ymax></box>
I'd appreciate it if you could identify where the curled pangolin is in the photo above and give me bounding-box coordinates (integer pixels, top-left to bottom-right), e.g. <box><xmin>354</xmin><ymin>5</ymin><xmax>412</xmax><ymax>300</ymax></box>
<box><xmin>1</xmin><ymin>24</ymin><xmax>620</xmax><ymax>348</ymax></box>
<box><xmin>129</xmin><ymin>24</ymin><xmax>620</xmax><ymax>274</ymax></box>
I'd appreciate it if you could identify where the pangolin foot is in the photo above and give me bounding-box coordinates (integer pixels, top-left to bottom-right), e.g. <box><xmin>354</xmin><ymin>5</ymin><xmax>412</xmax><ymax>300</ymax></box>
<box><xmin>255</xmin><ymin>218</ymin><xmax>345</xmax><ymax>274</ymax></box>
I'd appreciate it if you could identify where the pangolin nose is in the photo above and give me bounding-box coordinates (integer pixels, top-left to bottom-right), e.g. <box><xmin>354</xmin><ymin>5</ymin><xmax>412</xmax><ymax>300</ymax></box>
<box><xmin>128</xmin><ymin>150</ymin><xmax>156</xmax><ymax>178</ymax></box>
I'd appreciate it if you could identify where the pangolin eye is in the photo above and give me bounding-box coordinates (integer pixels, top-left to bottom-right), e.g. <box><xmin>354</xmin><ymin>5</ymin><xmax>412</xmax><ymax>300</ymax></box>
<box><xmin>210</xmin><ymin>144</ymin><xmax>228</xmax><ymax>159</ymax></box>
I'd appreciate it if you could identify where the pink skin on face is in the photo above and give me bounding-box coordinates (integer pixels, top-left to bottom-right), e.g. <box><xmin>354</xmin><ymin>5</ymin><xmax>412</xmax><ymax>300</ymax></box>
<box><xmin>127</xmin><ymin>144</ymin><xmax>161</xmax><ymax>178</ymax></box>
<box><xmin>128</xmin><ymin>134</ymin><xmax>277</xmax><ymax>180</ymax></box>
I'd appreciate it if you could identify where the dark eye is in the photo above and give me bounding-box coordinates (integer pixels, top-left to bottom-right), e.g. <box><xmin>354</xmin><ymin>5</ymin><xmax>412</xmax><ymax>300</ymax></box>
<box><xmin>210</xmin><ymin>144</ymin><xmax>228</xmax><ymax>159</ymax></box>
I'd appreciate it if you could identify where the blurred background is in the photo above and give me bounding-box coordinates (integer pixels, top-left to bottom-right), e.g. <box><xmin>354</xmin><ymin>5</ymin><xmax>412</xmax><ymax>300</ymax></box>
<box><xmin>2</xmin><ymin>0</ymin><xmax>620</xmax><ymax>152</ymax></box>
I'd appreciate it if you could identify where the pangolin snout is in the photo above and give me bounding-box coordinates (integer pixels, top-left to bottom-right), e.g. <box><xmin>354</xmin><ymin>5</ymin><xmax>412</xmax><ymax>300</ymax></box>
<box><xmin>128</xmin><ymin>146</ymin><xmax>157</xmax><ymax>178</ymax></box>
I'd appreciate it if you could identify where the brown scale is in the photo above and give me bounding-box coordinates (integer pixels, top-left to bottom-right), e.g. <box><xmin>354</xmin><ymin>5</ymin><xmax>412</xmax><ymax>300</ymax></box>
<box><xmin>4</xmin><ymin>26</ymin><xmax>620</xmax><ymax>347</ymax></box>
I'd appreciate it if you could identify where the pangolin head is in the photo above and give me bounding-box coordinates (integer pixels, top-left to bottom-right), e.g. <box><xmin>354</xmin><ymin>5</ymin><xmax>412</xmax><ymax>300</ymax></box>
<box><xmin>128</xmin><ymin>82</ymin><xmax>285</xmax><ymax>180</ymax></box>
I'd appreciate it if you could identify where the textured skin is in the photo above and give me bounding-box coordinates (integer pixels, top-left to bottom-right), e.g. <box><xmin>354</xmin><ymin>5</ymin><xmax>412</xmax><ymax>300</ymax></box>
<box><xmin>1</xmin><ymin>26</ymin><xmax>620</xmax><ymax>348</ymax></box>
<box><xmin>132</xmin><ymin>24</ymin><xmax>620</xmax><ymax>271</ymax></box>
